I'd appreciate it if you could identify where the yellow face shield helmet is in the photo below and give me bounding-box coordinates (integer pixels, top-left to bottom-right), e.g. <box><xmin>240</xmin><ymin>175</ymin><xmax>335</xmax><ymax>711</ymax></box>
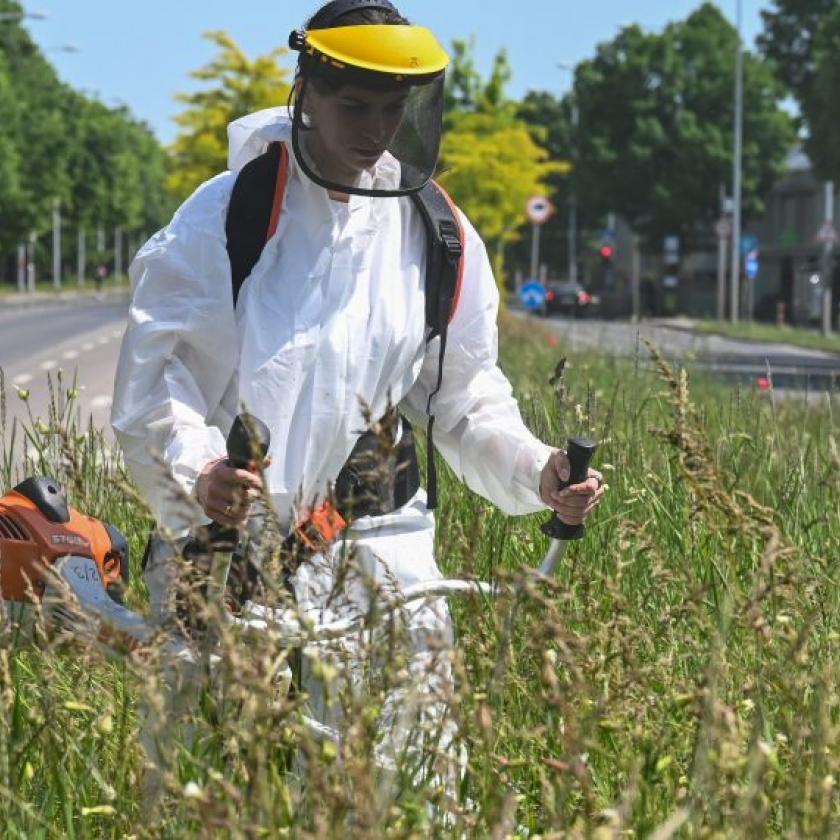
<box><xmin>288</xmin><ymin>1</ymin><xmax>450</xmax><ymax>197</ymax></box>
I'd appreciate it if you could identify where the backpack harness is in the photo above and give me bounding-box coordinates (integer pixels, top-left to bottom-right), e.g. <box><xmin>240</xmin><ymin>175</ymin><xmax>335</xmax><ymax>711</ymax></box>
<box><xmin>225</xmin><ymin>141</ymin><xmax>465</xmax><ymax>521</ymax></box>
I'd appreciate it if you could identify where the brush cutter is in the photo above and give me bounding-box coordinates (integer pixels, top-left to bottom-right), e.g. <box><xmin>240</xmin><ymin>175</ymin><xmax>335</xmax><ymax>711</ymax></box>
<box><xmin>0</xmin><ymin>415</ymin><xmax>597</xmax><ymax>747</ymax></box>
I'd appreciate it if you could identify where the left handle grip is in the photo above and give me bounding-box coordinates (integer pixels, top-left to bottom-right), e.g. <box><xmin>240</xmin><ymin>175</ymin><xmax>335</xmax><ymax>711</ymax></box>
<box><xmin>540</xmin><ymin>437</ymin><xmax>598</xmax><ymax>541</ymax></box>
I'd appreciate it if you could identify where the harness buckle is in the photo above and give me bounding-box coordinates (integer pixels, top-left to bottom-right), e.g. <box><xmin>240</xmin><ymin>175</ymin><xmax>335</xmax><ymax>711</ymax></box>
<box><xmin>438</xmin><ymin>220</ymin><xmax>463</xmax><ymax>264</ymax></box>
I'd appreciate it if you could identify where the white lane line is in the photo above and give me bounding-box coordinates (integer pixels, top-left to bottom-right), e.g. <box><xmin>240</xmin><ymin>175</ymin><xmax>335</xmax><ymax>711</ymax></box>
<box><xmin>62</xmin><ymin>350</ymin><xmax>79</xmax><ymax>361</ymax></box>
<box><xmin>90</xmin><ymin>395</ymin><xmax>112</xmax><ymax>410</ymax></box>
<box><xmin>97</xmin><ymin>336</ymin><xmax>109</xmax><ymax>345</ymax></box>
<box><xmin>82</xmin><ymin>342</ymin><xmax>95</xmax><ymax>351</ymax></box>
<box><xmin>111</xmin><ymin>329</ymin><xmax>122</xmax><ymax>339</ymax></box>
<box><xmin>39</xmin><ymin>359</ymin><xmax>57</xmax><ymax>371</ymax></box>
<box><xmin>12</xmin><ymin>372</ymin><xmax>32</xmax><ymax>386</ymax></box>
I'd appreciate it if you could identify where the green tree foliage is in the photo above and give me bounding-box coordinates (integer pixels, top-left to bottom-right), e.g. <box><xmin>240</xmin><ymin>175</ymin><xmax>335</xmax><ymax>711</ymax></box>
<box><xmin>0</xmin><ymin>0</ymin><xmax>171</xmax><ymax>279</ymax></box>
<box><xmin>439</xmin><ymin>44</ymin><xmax>563</xmax><ymax>287</ymax></box>
<box><xmin>808</xmin><ymin>5</ymin><xmax>840</xmax><ymax>182</ymax></box>
<box><xmin>168</xmin><ymin>32</ymin><xmax>292</xmax><ymax>202</ymax></box>
<box><xmin>759</xmin><ymin>0</ymin><xmax>840</xmax><ymax>182</ymax></box>
<box><xmin>571</xmin><ymin>3</ymin><xmax>793</xmax><ymax>247</ymax></box>
<box><xmin>513</xmin><ymin>91</ymin><xmax>577</xmax><ymax>275</ymax></box>
<box><xmin>757</xmin><ymin>0</ymin><xmax>836</xmax><ymax>110</ymax></box>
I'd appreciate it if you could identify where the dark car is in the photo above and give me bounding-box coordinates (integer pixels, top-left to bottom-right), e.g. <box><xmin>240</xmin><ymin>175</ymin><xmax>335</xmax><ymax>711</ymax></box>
<box><xmin>542</xmin><ymin>281</ymin><xmax>600</xmax><ymax>318</ymax></box>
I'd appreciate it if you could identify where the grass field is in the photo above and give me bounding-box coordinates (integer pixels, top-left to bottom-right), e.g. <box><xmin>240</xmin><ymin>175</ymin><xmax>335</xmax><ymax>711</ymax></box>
<box><xmin>685</xmin><ymin>317</ymin><xmax>840</xmax><ymax>355</ymax></box>
<box><xmin>1</xmin><ymin>313</ymin><xmax>839</xmax><ymax>837</ymax></box>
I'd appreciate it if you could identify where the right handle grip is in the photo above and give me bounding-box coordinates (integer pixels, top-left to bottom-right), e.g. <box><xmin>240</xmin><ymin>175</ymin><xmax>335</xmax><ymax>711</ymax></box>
<box><xmin>540</xmin><ymin>437</ymin><xmax>598</xmax><ymax>541</ymax></box>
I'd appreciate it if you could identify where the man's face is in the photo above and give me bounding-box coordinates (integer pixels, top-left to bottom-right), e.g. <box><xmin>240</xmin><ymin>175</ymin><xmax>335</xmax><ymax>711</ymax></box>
<box><xmin>302</xmin><ymin>82</ymin><xmax>409</xmax><ymax>182</ymax></box>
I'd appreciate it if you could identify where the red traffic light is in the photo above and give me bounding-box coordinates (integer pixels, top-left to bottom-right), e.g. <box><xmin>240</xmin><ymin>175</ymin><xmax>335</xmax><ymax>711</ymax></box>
<box><xmin>599</xmin><ymin>245</ymin><xmax>614</xmax><ymax>259</ymax></box>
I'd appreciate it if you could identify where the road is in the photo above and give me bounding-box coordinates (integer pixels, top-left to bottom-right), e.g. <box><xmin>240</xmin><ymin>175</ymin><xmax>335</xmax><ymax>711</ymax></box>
<box><xmin>2</xmin><ymin>299</ymin><xmax>838</xmax><ymax>468</ymax></box>
<box><xmin>0</xmin><ymin>295</ymin><xmax>129</xmax><ymax>461</ymax></box>
<box><xmin>538</xmin><ymin>315</ymin><xmax>840</xmax><ymax>392</ymax></box>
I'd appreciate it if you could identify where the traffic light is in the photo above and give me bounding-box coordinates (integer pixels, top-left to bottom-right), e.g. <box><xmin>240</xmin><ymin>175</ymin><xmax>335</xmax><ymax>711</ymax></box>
<box><xmin>599</xmin><ymin>244</ymin><xmax>614</xmax><ymax>261</ymax></box>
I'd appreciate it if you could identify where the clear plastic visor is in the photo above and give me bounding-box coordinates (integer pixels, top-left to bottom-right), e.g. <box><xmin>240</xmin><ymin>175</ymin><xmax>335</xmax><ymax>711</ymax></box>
<box><xmin>291</xmin><ymin>74</ymin><xmax>445</xmax><ymax>197</ymax></box>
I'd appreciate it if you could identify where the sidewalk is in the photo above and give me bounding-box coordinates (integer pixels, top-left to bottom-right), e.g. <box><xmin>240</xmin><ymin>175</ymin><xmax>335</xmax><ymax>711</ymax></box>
<box><xmin>0</xmin><ymin>285</ymin><xmax>130</xmax><ymax>311</ymax></box>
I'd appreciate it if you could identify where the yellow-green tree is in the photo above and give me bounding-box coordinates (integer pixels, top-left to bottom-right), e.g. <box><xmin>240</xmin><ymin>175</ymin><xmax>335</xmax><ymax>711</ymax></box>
<box><xmin>438</xmin><ymin>49</ymin><xmax>567</xmax><ymax>292</ymax></box>
<box><xmin>168</xmin><ymin>31</ymin><xmax>292</xmax><ymax>201</ymax></box>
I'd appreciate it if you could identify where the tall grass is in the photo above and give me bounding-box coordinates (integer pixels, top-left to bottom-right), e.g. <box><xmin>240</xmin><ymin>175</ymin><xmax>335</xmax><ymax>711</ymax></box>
<box><xmin>0</xmin><ymin>314</ymin><xmax>838</xmax><ymax>837</ymax></box>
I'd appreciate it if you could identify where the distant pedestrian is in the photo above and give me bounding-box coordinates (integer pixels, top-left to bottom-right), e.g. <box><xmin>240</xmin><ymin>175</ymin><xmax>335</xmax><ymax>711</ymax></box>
<box><xmin>95</xmin><ymin>263</ymin><xmax>107</xmax><ymax>298</ymax></box>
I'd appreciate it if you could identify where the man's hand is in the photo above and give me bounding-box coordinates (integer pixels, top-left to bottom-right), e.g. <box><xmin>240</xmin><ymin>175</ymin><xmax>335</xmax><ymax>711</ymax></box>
<box><xmin>539</xmin><ymin>450</ymin><xmax>606</xmax><ymax>526</ymax></box>
<box><xmin>195</xmin><ymin>457</ymin><xmax>266</xmax><ymax>528</ymax></box>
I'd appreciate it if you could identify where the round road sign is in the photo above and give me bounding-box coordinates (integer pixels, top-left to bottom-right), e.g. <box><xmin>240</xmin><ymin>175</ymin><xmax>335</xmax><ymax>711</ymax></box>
<box><xmin>526</xmin><ymin>196</ymin><xmax>553</xmax><ymax>226</ymax></box>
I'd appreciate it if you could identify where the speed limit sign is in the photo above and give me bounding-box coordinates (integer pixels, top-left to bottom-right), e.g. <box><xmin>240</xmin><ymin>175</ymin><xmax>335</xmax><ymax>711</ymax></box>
<box><xmin>526</xmin><ymin>195</ymin><xmax>553</xmax><ymax>225</ymax></box>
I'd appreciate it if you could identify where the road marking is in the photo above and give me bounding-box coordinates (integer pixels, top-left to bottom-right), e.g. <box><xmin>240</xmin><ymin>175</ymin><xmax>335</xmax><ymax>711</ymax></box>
<box><xmin>62</xmin><ymin>350</ymin><xmax>79</xmax><ymax>360</ymax></box>
<box><xmin>12</xmin><ymin>372</ymin><xmax>32</xmax><ymax>385</ymax></box>
<box><xmin>82</xmin><ymin>342</ymin><xmax>95</xmax><ymax>351</ymax></box>
<box><xmin>39</xmin><ymin>359</ymin><xmax>57</xmax><ymax>371</ymax></box>
<box><xmin>97</xmin><ymin>336</ymin><xmax>109</xmax><ymax>345</ymax></box>
<box><xmin>90</xmin><ymin>395</ymin><xmax>112</xmax><ymax>410</ymax></box>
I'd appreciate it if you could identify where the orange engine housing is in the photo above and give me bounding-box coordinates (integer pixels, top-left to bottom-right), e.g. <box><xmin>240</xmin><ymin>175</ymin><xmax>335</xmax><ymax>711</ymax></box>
<box><xmin>0</xmin><ymin>478</ymin><xmax>127</xmax><ymax>604</ymax></box>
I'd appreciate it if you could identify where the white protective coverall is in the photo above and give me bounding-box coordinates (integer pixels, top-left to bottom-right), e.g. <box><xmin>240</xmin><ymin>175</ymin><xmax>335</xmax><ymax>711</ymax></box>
<box><xmin>111</xmin><ymin>107</ymin><xmax>554</xmax><ymax>777</ymax></box>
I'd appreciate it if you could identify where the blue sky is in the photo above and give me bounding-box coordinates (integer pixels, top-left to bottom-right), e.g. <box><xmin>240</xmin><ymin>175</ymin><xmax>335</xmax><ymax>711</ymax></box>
<box><xmin>23</xmin><ymin>1</ymin><xmax>766</xmax><ymax>144</ymax></box>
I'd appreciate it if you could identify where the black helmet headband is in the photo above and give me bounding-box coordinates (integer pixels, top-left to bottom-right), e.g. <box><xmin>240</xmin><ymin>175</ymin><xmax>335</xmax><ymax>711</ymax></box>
<box><xmin>311</xmin><ymin>0</ymin><xmax>400</xmax><ymax>28</ymax></box>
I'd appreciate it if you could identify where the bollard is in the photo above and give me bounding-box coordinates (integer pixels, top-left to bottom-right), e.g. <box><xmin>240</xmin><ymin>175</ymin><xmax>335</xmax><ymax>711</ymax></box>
<box><xmin>822</xmin><ymin>288</ymin><xmax>833</xmax><ymax>337</ymax></box>
<box><xmin>776</xmin><ymin>300</ymin><xmax>786</xmax><ymax>327</ymax></box>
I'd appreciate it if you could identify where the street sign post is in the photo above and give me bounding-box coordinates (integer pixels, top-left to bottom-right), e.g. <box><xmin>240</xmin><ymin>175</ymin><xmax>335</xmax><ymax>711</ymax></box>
<box><xmin>526</xmin><ymin>196</ymin><xmax>554</xmax><ymax>283</ymax></box>
<box><xmin>526</xmin><ymin>196</ymin><xmax>553</xmax><ymax>226</ymax></box>
<box><xmin>816</xmin><ymin>220</ymin><xmax>838</xmax><ymax>247</ymax></box>
<box><xmin>519</xmin><ymin>280</ymin><xmax>547</xmax><ymax>312</ymax></box>
<box><xmin>740</xmin><ymin>233</ymin><xmax>758</xmax><ymax>256</ymax></box>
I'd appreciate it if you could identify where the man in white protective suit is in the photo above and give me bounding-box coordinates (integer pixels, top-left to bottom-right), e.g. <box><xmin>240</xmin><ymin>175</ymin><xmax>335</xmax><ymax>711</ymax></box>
<box><xmin>111</xmin><ymin>0</ymin><xmax>605</xmax><ymax>803</ymax></box>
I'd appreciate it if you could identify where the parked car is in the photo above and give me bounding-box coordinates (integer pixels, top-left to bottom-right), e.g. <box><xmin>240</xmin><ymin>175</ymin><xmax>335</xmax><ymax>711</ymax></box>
<box><xmin>542</xmin><ymin>281</ymin><xmax>600</xmax><ymax>318</ymax></box>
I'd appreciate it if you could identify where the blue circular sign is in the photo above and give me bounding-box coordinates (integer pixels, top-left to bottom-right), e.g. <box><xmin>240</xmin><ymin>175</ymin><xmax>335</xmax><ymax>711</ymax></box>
<box><xmin>519</xmin><ymin>281</ymin><xmax>546</xmax><ymax>311</ymax></box>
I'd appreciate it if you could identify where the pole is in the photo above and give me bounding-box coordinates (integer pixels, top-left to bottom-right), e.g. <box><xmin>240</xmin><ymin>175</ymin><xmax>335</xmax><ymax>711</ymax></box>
<box><xmin>717</xmin><ymin>184</ymin><xmax>727</xmax><ymax>320</ymax></box>
<box><xmin>729</xmin><ymin>0</ymin><xmax>743</xmax><ymax>323</ymax></box>
<box><xmin>16</xmin><ymin>244</ymin><xmax>26</xmax><ymax>292</ymax></box>
<box><xmin>631</xmin><ymin>235</ymin><xmax>641</xmax><ymax>322</ymax></box>
<box><xmin>77</xmin><ymin>227</ymin><xmax>86</xmax><ymax>285</ymax></box>
<box><xmin>569</xmin><ymin>102</ymin><xmax>579</xmax><ymax>285</ymax></box>
<box><xmin>822</xmin><ymin>181</ymin><xmax>835</xmax><ymax>337</ymax></box>
<box><xmin>114</xmin><ymin>226</ymin><xmax>123</xmax><ymax>279</ymax></box>
<box><xmin>52</xmin><ymin>198</ymin><xmax>61</xmax><ymax>289</ymax></box>
<box><xmin>530</xmin><ymin>223</ymin><xmax>541</xmax><ymax>281</ymax></box>
<box><xmin>27</xmin><ymin>231</ymin><xmax>37</xmax><ymax>291</ymax></box>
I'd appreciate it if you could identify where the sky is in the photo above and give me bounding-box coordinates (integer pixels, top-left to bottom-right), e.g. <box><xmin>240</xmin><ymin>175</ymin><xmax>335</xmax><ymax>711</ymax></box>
<box><xmin>21</xmin><ymin>0</ymin><xmax>766</xmax><ymax>144</ymax></box>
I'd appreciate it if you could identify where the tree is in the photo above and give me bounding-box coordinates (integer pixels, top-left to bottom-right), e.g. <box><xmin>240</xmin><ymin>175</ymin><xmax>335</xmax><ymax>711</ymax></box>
<box><xmin>513</xmin><ymin>91</ymin><xmax>576</xmax><ymax>275</ymax></box>
<box><xmin>438</xmin><ymin>42</ymin><xmax>563</xmax><ymax>289</ymax></box>
<box><xmin>443</xmin><ymin>38</ymin><xmax>482</xmax><ymax>118</ymax></box>
<box><xmin>807</xmin><ymin>5</ymin><xmax>840</xmax><ymax>183</ymax></box>
<box><xmin>168</xmin><ymin>31</ymin><xmax>292</xmax><ymax>202</ymax></box>
<box><xmin>570</xmin><ymin>3</ymin><xmax>793</xmax><ymax>247</ymax></box>
<box><xmin>759</xmin><ymin>0</ymin><xmax>840</xmax><ymax>182</ymax></box>
<box><xmin>0</xmin><ymin>0</ymin><xmax>172</xmax><ymax>280</ymax></box>
<box><xmin>757</xmin><ymin>0</ymin><xmax>836</xmax><ymax>113</ymax></box>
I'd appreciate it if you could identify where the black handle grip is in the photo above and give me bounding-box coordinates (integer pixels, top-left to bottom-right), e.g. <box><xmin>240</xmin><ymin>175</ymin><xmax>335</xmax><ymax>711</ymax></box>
<box><xmin>226</xmin><ymin>413</ymin><xmax>271</xmax><ymax>470</ymax></box>
<box><xmin>209</xmin><ymin>413</ymin><xmax>272</xmax><ymax>541</ymax></box>
<box><xmin>540</xmin><ymin>437</ymin><xmax>598</xmax><ymax>541</ymax></box>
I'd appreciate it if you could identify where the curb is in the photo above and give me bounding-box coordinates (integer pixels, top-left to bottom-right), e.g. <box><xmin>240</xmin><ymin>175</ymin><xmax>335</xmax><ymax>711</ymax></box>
<box><xmin>647</xmin><ymin>319</ymin><xmax>840</xmax><ymax>359</ymax></box>
<box><xmin>0</xmin><ymin>288</ymin><xmax>130</xmax><ymax>311</ymax></box>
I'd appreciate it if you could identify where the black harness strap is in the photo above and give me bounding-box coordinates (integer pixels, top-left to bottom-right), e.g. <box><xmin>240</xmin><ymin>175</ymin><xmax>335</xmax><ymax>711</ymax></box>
<box><xmin>408</xmin><ymin>181</ymin><xmax>463</xmax><ymax>509</ymax></box>
<box><xmin>226</xmin><ymin>141</ymin><xmax>284</xmax><ymax>308</ymax></box>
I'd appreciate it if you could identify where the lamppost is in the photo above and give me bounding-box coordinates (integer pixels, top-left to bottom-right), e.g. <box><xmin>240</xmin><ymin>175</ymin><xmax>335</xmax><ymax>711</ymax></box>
<box><xmin>46</xmin><ymin>43</ymin><xmax>80</xmax><ymax>54</ymax></box>
<box><xmin>557</xmin><ymin>62</ymin><xmax>579</xmax><ymax>286</ymax></box>
<box><xmin>0</xmin><ymin>9</ymin><xmax>46</xmax><ymax>22</ymax></box>
<box><xmin>729</xmin><ymin>0</ymin><xmax>744</xmax><ymax>323</ymax></box>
